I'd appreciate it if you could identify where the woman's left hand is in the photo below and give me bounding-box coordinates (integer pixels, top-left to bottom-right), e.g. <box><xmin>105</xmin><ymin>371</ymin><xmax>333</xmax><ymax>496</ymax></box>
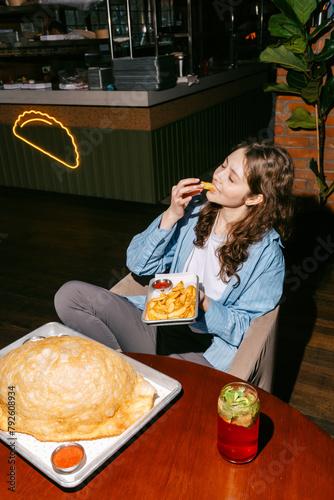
<box><xmin>199</xmin><ymin>290</ymin><xmax>210</xmax><ymax>312</ymax></box>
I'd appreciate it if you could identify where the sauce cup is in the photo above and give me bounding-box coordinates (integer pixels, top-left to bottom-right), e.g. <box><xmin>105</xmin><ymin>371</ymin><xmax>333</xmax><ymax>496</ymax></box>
<box><xmin>152</xmin><ymin>279</ymin><xmax>173</xmax><ymax>293</ymax></box>
<box><xmin>51</xmin><ymin>443</ymin><xmax>86</xmax><ymax>474</ymax></box>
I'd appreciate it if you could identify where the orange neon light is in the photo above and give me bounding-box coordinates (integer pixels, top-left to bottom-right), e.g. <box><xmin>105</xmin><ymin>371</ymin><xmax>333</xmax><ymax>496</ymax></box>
<box><xmin>245</xmin><ymin>32</ymin><xmax>256</xmax><ymax>40</ymax></box>
<box><xmin>12</xmin><ymin>110</ymin><xmax>80</xmax><ymax>169</ymax></box>
<box><xmin>21</xmin><ymin>118</ymin><xmax>54</xmax><ymax>127</ymax></box>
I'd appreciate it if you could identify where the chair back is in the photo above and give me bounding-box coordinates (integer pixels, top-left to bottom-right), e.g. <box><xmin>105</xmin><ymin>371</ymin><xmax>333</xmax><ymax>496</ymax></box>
<box><xmin>110</xmin><ymin>272</ymin><xmax>150</xmax><ymax>296</ymax></box>
<box><xmin>227</xmin><ymin>306</ymin><xmax>280</xmax><ymax>393</ymax></box>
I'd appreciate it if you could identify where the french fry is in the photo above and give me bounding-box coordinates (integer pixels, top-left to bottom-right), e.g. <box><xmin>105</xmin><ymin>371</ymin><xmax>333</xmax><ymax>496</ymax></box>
<box><xmin>201</xmin><ymin>181</ymin><xmax>215</xmax><ymax>191</ymax></box>
<box><xmin>149</xmin><ymin>309</ymin><xmax>168</xmax><ymax>320</ymax></box>
<box><xmin>186</xmin><ymin>285</ymin><xmax>196</xmax><ymax>298</ymax></box>
<box><xmin>154</xmin><ymin>304</ymin><xmax>167</xmax><ymax>313</ymax></box>
<box><xmin>150</xmin><ymin>293</ymin><xmax>167</xmax><ymax>302</ymax></box>
<box><xmin>172</xmin><ymin>281</ymin><xmax>184</xmax><ymax>291</ymax></box>
<box><xmin>168</xmin><ymin>306</ymin><xmax>187</xmax><ymax>319</ymax></box>
<box><xmin>146</xmin><ymin>280</ymin><xmax>197</xmax><ymax>321</ymax></box>
<box><xmin>180</xmin><ymin>294</ymin><xmax>186</xmax><ymax>305</ymax></box>
<box><xmin>167</xmin><ymin>291</ymin><xmax>181</xmax><ymax>301</ymax></box>
<box><xmin>167</xmin><ymin>302</ymin><xmax>175</xmax><ymax>313</ymax></box>
<box><xmin>148</xmin><ymin>309</ymin><xmax>157</xmax><ymax>321</ymax></box>
<box><xmin>188</xmin><ymin>304</ymin><xmax>195</xmax><ymax>317</ymax></box>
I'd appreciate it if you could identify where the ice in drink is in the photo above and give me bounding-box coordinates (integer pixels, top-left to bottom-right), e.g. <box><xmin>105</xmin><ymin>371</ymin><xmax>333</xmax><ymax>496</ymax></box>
<box><xmin>217</xmin><ymin>382</ymin><xmax>260</xmax><ymax>463</ymax></box>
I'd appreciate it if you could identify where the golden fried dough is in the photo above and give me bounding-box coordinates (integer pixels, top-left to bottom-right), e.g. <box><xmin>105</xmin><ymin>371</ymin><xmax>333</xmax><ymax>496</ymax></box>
<box><xmin>0</xmin><ymin>336</ymin><xmax>156</xmax><ymax>442</ymax></box>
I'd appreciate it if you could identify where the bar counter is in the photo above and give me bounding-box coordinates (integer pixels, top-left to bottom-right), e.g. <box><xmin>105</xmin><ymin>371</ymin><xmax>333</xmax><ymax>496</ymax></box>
<box><xmin>0</xmin><ymin>64</ymin><xmax>265</xmax><ymax>107</ymax></box>
<box><xmin>0</xmin><ymin>64</ymin><xmax>273</xmax><ymax>203</ymax></box>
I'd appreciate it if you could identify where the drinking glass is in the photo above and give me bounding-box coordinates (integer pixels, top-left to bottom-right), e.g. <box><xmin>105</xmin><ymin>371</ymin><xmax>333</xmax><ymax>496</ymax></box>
<box><xmin>217</xmin><ymin>382</ymin><xmax>260</xmax><ymax>464</ymax></box>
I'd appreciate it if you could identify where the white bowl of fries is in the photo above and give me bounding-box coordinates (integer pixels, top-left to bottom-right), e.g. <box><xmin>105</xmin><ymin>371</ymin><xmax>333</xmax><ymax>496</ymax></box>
<box><xmin>142</xmin><ymin>273</ymin><xmax>199</xmax><ymax>326</ymax></box>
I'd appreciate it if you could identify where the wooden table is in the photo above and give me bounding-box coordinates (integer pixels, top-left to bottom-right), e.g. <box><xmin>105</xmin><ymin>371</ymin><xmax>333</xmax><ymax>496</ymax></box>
<box><xmin>1</xmin><ymin>354</ymin><xmax>333</xmax><ymax>499</ymax></box>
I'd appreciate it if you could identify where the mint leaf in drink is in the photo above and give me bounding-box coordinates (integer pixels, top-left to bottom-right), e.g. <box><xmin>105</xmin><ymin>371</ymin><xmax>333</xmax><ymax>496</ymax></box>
<box><xmin>224</xmin><ymin>388</ymin><xmax>236</xmax><ymax>404</ymax></box>
<box><xmin>247</xmin><ymin>393</ymin><xmax>256</xmax><ymax>404</ymax></box>
<box><xmin>219</xmin><ymin>383</ymin><xmax>260</xmax><ymax>426</ymax></box>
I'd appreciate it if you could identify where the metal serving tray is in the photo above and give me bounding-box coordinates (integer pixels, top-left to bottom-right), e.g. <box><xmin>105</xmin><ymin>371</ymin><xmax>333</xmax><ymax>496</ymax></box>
<box><xmin>0</xmin><ymin>322</ymin><xmax>182</xmax><ymax>489</ymax></box>
<box><xmin>141</xmin><ymin>273</ymin><xmax>199</xmax><ymax>326</ymax></box>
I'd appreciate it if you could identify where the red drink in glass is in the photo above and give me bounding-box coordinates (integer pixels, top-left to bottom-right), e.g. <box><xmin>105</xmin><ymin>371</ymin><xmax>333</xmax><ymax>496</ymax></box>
<box><xmin>217</xmin><ymin>382</ymin><xmax>260</xmax><ymax>464</ymax></box>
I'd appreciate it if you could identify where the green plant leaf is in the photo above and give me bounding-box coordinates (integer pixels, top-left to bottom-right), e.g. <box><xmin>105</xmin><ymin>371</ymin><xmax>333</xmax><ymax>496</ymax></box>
<box><xmin>321</xmin><ymin>75</ymin><xmax>334</xmax><ymax>116</ymax></box>
<box><xmin>307</xmin><ymin>44</ymin><xmax>315</xmax><ymax>62</ymax></box>
<box><xmin>314</xmin><ymin>39</ymin><xmax>334</xmax><ymax>63</ymax></box>
<box><xmin>309</xmin><ymin>157</ymin><xmax>319</xmax><ymax>176</ymax></box>
<box><xmin>268</xmin><ymin>13</ymin><xmax>303</xmax><ymax>38</ymax></box>
<box><xmin>284</xmin><ymin>35</ymin><xmax>308</xmax><ymax>53</ymax></box>
<box><xmin>308</xmin><ymin>16</ymin><xmax>334</xmax><ymax>41</ymax></box>
<box><xmin>272</xmin><ymin>0</ymin><xmax>303</xmax><ymax>26</ymax></box>
<box><xmin>286</xmin><ymin>106</ymin><xmax>317</xmax><ymax>129</ymax></box>
<box><xmin>259</xmin><ymin>45</ymin><xmax>308</xmax><ymax>72</ymax></box>
<box><xmin>263</xmin><ymin>2</ymin><xmax>332</xmax><ymax>206</ymax></box>
<box><xmin>309</xmin><ymin>158</ymin><xmax>328</xmax><ymax>192</ymax></box>
<box><xmin>324</xmin><ymin>182</ymin><xmax>334</xmax><ymax>200</ymax></box>
<box><xmin>311</xmin><ymin>61</ymin><xmax>327</xmax><ymax>79</ymax></box>
<box><xmin>300</xmin><ymin>76</ymin><xmax>322</xmax><ymax>104</ymax></box>
<box><xmin>264</xmin><ymin>81</ymin><xmax>301</xmax><ymax>95</ymax></box>
<box><xmin>286</xmin><ymin>69</ymin><xmax>309</xmax><ymax>90</ymax></box>
<box><xmin>291</xmin><ymin>0</ymin><xmax>317</xmax><ymax>25</ymax></box>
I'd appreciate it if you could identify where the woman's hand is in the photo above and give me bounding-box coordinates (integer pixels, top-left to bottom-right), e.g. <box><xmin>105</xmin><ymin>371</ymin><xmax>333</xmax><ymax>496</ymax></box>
<box><xmin>199</xmin><ymin>290</ymin><xmax>210</xmax><ymax>312</ymax></box>
<box><xmin>159</xmin><ymin>178</ymin><xmax>202</xmax><ymax>229</ymax></box>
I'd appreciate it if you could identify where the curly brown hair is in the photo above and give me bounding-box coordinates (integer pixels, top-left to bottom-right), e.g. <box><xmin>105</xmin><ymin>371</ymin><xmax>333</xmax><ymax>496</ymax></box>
<box><xmin>194</xmin><ymin>139</ymin><xmax>295</xmax><ymax>285</ymax></box>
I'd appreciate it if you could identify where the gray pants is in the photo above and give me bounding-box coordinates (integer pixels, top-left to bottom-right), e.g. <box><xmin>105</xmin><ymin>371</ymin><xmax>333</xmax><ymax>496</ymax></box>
<box><xmin>54</xmin><ymin>281</ymin><xmax>213</xmax><ymax>367</ymax></box>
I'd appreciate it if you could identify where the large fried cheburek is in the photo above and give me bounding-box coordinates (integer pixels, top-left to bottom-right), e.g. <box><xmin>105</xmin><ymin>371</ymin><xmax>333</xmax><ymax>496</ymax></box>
<box><xmin>0</xmin><ymin>336</ymin><xmax>156</xmax><ymax>442</ymax></box>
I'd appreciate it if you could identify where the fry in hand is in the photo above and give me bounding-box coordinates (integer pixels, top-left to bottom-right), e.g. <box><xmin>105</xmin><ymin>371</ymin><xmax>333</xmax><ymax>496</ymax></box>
<box><xmin>201</xmin><ymin>181</ymin><xmax>215</xmax><ymax>191</ymax></box>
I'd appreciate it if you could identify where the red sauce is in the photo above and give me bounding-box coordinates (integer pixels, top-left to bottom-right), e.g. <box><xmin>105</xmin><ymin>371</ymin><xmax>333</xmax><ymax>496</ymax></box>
<box><xmin>153</xmin><ymin>282</ymin><xmax>170</xmax><ymax>289</ymax></box>
<box><xmin>52</xmin><ymin>445</ymin><xmax>84</xmax><ymax>469</ymax></box>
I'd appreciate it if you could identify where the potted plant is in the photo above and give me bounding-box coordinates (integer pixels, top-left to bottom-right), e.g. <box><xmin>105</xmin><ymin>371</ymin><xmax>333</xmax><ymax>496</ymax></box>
<box><xmin>259</xmin><ymin>0</ymin><xmax>334</xmax><ymax>207</ymax></box>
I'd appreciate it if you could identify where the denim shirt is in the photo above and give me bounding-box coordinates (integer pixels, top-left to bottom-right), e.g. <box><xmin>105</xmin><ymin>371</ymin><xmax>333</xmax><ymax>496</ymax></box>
<box><xmin>125</xmin><ymin>197</ymin><xmax>285</xmax><ymax>372</ymax></box>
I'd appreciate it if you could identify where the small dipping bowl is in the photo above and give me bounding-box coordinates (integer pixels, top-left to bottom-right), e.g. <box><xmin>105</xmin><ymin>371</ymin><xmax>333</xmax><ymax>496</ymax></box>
<box><xmin>51</xmin><ymin>443</ymin><xmax>86</xmax><ymax>474</ymax></box>
<box><xmin>152</xmin><ymin>279</ymin><xmax>173</xmax><ymax>293</ymax></box>
<box><xmin>22</xmin><ymin>336</ymin><xmax>45</xmax><ymax>344</ymax></box>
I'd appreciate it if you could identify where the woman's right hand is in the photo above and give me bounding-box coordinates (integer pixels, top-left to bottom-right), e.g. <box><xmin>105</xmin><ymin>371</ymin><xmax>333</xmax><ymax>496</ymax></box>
<box><xmin>159</xmin><ymin>178</ymin><xmax>202</xmax><ymax>229</ymax></box>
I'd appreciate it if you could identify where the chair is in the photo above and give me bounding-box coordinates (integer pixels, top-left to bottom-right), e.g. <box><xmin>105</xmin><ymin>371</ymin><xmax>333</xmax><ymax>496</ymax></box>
<box><xmin>110</xmin><ymin>273</ymin><xmax>279</xmax><ymax>393</ymax></box>
<box><xmin>226</xmin><ymin>305</ymin><xmax>279</xmax><ymax>393</ymax></box>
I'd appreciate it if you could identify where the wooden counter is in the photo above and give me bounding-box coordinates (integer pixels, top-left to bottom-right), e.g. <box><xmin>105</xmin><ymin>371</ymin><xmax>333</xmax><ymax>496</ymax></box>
<box><xmin>0</xmin><ymin>65</ymin><xmax>268</xmax><ymax>131</ymax></box>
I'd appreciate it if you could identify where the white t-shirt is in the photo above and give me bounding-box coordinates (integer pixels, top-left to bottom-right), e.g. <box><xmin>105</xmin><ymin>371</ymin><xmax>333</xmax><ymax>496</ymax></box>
<box><xmin>183</xmin><ymin>219</ymin><xmax>228</xmax><ymax>300</ymax></box>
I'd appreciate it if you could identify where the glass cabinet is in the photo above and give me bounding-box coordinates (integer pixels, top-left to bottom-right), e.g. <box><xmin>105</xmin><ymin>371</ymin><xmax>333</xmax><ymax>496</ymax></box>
<box><xmin>0</xmin><ymin>0</ymin><xmax>277</xmax><ymax>85</ymax></box>
<box><xmin>103</xmin><ymin>0</ymin><xmax>276</xmax><ymax>75</ymax></box>
<box><xmin>104</xmin><ymin>1</ymin><xmax>193</xmax><ymax>74</ymax></box>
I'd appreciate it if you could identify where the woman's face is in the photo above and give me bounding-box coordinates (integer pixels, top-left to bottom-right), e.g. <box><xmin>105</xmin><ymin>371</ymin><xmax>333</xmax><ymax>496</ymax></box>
<box><xmin>207</xmin><ymin>147</ymin><xmax>255</xmax><ymax>209</ymax></box>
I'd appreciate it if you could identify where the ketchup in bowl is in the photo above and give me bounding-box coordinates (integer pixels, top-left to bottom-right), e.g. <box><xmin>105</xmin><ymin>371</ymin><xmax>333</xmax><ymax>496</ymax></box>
<box><xmin>152</xmin><ymin>279</ymin><xmax>172</xmax><ymax>292</ymax></box>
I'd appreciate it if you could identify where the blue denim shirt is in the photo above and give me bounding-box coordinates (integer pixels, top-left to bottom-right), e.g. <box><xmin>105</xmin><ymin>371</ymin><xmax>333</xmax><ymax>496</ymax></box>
<box><xmin>126</xmin><ymin>197</ymin><xmax>285</xmax><ymax>372</ymax></box>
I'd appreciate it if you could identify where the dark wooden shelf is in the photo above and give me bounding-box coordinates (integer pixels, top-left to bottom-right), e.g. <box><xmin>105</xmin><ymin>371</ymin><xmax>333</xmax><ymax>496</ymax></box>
<box><xmin>0</xmin><ymin>38</ymin><xmax>108</xmax><ymax>57</ymax></box>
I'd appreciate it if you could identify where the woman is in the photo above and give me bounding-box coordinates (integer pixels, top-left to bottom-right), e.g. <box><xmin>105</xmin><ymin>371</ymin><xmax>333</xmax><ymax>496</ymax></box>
<box><xmin>54</xmin><ymin>139</ymin><xmax>294</xmax><ymax>372</ymax></box>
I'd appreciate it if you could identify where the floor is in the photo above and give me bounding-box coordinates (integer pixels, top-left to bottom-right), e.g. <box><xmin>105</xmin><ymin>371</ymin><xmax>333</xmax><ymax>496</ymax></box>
<box><xmin>0</xmin><ymin>187</ymin><xmax>333</xmax><ymax>437</ymax></box>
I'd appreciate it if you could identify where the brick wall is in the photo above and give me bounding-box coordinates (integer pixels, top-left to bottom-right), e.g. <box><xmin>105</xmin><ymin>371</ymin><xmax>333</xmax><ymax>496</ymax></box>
<box><xmin>274</xmin><ymin>68</ymin><xmax>334</xmax><ymax>212</ymax></box>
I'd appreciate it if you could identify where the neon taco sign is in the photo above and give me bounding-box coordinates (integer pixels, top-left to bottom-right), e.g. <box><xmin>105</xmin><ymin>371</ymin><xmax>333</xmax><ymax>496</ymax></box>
<box><xmin>13</xmin><ymin>110</ymin><xmax>80</xmax><ymax>169</ymax></box>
